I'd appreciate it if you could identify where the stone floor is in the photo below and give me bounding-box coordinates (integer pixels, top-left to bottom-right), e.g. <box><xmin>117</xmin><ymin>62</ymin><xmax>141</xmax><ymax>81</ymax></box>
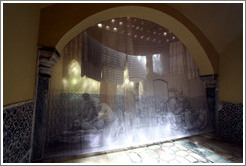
<box><xmin>41</xmin><ymin>132</ymin><xmax>243</xmax><ymax>164</ymax></box>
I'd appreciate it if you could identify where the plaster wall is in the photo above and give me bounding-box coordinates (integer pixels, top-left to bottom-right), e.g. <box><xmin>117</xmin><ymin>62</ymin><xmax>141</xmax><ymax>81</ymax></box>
<box><xmin>3</xmin><ymin>3</ymin><xmax>49</xmax><ymax>106</ymax></box>
<box><xmin>219</xmin><ymin>36</ymin><xmax>243</xmax><ymax>103</ymax></box>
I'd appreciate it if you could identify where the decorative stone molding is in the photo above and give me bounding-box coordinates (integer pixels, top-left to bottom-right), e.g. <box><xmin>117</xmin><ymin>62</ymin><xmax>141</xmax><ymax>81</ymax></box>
<box><xmin>38</xmin><ymin>47</ymin><xmax>60</xmax><ymax>76</ymax></box>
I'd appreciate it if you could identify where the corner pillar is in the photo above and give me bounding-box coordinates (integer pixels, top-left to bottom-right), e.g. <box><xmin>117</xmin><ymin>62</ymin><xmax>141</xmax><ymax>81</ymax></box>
<box><xmin>32</xmin><ymin>47</ymin><xmax>60</xmax><ymax>161</ymax></box>
<box><xmin>200</xmin><ymin>75</ymin><xmax>219</xmax><ymax>131</ymax></box>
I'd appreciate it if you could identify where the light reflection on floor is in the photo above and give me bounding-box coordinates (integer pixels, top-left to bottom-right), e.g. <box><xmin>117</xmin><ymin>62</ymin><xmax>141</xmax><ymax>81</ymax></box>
<box><xmin>43</xmin><ymin>124</ymin><xmax>214</xmax><ymax>160</ymax></box>
<box><xmin>42</xmin><ymin>132</ymin><xmax>243</xmax><ymax>164</ymax></box>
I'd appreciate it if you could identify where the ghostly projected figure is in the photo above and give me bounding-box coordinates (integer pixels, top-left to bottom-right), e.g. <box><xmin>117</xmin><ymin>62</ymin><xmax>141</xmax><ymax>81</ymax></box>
<box><xmin>168</xmin><ymin>88</ymin><xmax>192</xmax><ymax>130</ymax></box>
<box><xmin>98</xmin><ymin>103</ymin><xmax>115</xmax><ymax>123</ymax></box>
<box><xmin>168</xmin><ymin>88</ymin><xmax>208</xmax><ymax>131</ymax></box>
<box><xmin>81</xmin><ymin>93</ymin><xmax>98</xmax><ymax>123</ymax></box>
<box><xmin>183</xmin><ymin>104</ymin><xmax>208</xmax><ymax>131</ymax></box>
<box><xmin>99</xmin><ymin>103</ymin><xmax>124</xmax><ymax>144</ymax></box>
<box><xmin>80</xmin><ymin>95</ymin><xmax>116</xmax><ymax>131</ymax></box>
<box><xmin>60</xmin><ymin>101</ymin><xmax>119</xmax><ymax>145</ymax></box>
<box><xmin>61</xmin><ymin>119</ymin><xmax>83</xmax><ymax>137</ymax></box>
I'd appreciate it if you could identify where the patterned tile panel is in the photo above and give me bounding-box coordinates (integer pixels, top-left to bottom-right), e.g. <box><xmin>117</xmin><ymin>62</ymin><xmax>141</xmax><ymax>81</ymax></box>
<box><xmin>3</xmin><ymin>101</ymin><xmax>34</xmax><ymax>163</ymax></box>
<box><xmin>218</xmin><ymin>101</ymin><xmax>243</xmax><ymax>144</ymax></box>
<box><xmin>19</xmin><ymin>150</ymin><xmax>32</xmax><ymax>163</ymax></box>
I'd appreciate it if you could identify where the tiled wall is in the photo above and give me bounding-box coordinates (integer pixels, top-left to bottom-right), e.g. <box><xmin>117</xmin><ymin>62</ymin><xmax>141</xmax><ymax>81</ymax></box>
<box><xmin>3</xmin><ymin>101</ymin><xmax>34</xmax><ymax>163</ymax></box>
<box><xmin>217</xmin><ymin>101</ymin><xmax>243</xmax><ymax>144</ymax></box>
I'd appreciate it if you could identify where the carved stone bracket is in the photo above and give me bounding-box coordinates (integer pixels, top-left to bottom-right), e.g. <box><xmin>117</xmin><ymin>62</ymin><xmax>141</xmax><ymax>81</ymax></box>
<box><xmin>200</xmin><ymin>74</ymin><xmax>218</xmax><ymax>89</ymax></box>
<box><xmin>38</xmin><ymin>47</ymin><xmax>60</xmax><ymax>76</ymax></box>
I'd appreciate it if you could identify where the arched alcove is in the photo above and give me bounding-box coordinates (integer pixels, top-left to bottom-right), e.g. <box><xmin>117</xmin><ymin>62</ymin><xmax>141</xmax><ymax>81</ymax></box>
<box><xmin>39</xmin><ymin>15</ymin><xmax>216</xmax><ymax>159</ymax></box>
<box><xmin>33</xmin><ymin>5</ymin><xmax>220</xmax><ymax>161</ymax></box>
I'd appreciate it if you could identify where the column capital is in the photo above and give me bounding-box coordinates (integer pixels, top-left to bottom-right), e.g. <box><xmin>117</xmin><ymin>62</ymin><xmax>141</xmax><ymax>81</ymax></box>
<box><xmin>38</xmin><ymin>47</ymin><xmax>60</xmax><ymax>76</ymax></box>
<box><xmin>200</xmin><ymin>74</ymin><xmax>218</xmax><ymax>88</ymax></box>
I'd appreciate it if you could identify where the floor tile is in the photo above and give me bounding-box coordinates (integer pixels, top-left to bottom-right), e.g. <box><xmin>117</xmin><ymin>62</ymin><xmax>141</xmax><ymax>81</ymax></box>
<box><xmin>189</xmin><ymin>152</ymin><xmax>207</xmax><ymax>162</ymax></box>
<box><xmin>175</xmin><ymin>143</ymin><xmax>188</xmax><ymax>151</ymax></box>
<box><xmin>175</xmin><ymin>156</ymin><xmax>190</xmax><ymax>163</ymax></box>
<box><xmin>206</xmin><ymin>154</ymin><xmax>231</xmax><ymax>163</ymax></box>
<box><xmin>185</xmin><ymin>155</ymin><xmax>198</xmax><ymax>163</ymax></box>
<box><xmin>126</xmin><ymin>151</ymin><xmax>142</xmax><ymax>163</ymax></box>
<box><xmin>106</xmin><ymin>151</ymin><xmax>132</xmax><ymax>164</ymax></box>
<box><xmin>42</xmin><ymin>132</ymin><xmax>242</xmax><ymax>164</ymax></box>
<box><xmin>176</xmin><ymin>150</ymin><xmax>189</xmax><ymax>157</ymax></box>
<box><xmin>162</xmin><ymin>147</ymin><xmax>175</xmax><ymax>154</ymax></box>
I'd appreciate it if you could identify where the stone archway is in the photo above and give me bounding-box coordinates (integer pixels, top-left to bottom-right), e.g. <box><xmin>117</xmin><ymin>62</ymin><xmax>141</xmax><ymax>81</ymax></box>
<box><xmin>32</xmin><ymin>5</ymin><xmax>219</xmax><ymax>161</ymax></box>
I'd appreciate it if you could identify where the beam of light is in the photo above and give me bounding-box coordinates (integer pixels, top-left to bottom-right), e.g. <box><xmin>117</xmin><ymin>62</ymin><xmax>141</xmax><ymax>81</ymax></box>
<box><xmin>153</xmin><ymin>54</ymin><xmax>163</xmax><ymax>75</ymax></box>
<box><xmin>71</xmin><ymin>78</ymin><xmax>78</xmax><ymax>85</ymax></box>
<box><xmin>72</xmin><ymin>66</ymin><xmax>79</xmax><ymax>75</ymax></box>
<box><xmin>138</xmin><ymin>56</ymin><xmax>141</xmax><ymax>61</ymax></box>
<box><xmin>124</xmin><ymin>69</ymin><xmax>128</xmax><ymax>77</ymax></box>
<box><xmin>124</xmin><ymin>78</ymin><xmax>129</xmax><ymax>84</ymax></box>
<box><xmin>68</xmin><ymin>60</ymin><xmax>81</xmax><ymax>76</ymax></box>
<box><xmin>62</xmin><ymin>78</ymin><xmax>67</xmax><ymax>86</ymax></box>
<box><xmin>64</xmin><ymin>59</ymin><xmax>101</xmax><ymax>93</ymax></box>
<box><xmin>139</xmin><ymin>82</ymin><xmax>144</xmax><ymax>95</ymax></box>
<box><xmin>92</xmin><ymin>82</ymin><xmax>96</xmax><ymax>87</ymax></box>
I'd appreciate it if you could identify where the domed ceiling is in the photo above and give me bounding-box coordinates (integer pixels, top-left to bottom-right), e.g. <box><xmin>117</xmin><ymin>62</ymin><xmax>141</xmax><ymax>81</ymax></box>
<box><xmin>86</xmin><ymin>17</ymin><xmax>180</xmax><ymax>55</ymax></box>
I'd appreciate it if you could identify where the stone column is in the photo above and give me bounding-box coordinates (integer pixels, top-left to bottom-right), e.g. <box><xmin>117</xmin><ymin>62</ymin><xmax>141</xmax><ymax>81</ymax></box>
<box><xmin>32</xmin><ymin>47</ymin><xmax>60</xmax><ymax>161</ymax></box>
<box><xmin>200</xmin><ymin>75</ymin><xmax>218</xmax><ymax>131</ymax></box>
